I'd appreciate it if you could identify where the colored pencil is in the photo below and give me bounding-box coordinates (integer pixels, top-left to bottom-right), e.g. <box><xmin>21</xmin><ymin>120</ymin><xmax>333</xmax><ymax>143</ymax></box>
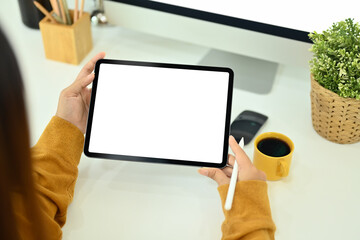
<box><xmin>58</xmin><ymin>0</ymin><xmax>66</xmax><ymax>24</ymax></box>
<box><xmin>33</xmin><ymin>1</ymin><xmax>56</xmax><ymax>23</ymax></box>
<box><xmin>62</xmin><ymin>0</ymin><xmax>72</xmax><ymax>25</ymax></box>
<box><xmin>79</xmin><ymin>0</ymin><xmax>84</xmax><ymax>18</ymax></box>
<box><xmin>74</xmin><ymin>0</ymin><xmax>78</xmax><ymax>22</ymax></box>
<box><xmin>49</xmin><ymin>0</ymin><xmax>59</xmax><ymax>15</ymax></box>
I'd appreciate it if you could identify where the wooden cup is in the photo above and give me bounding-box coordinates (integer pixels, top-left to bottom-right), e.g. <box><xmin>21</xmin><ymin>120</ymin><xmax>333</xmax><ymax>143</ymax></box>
<box><xmin>39</xmin><ymin>10</ymin><xmax>93</xmax><ymax>65</ymax></box>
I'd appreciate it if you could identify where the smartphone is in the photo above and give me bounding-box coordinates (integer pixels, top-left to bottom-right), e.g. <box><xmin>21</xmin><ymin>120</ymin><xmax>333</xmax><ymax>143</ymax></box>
<box><xmin>230</xmin><ymin>110</ymin><xmax>268</xmax><ymax>145</ymax></box>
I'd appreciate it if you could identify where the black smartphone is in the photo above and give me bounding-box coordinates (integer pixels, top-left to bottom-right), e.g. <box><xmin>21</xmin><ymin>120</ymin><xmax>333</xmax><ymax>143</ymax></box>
<box><xmin>230</xmin><ymin>110</ymin><xmax>268</xmax><ymax>145</ymax></box>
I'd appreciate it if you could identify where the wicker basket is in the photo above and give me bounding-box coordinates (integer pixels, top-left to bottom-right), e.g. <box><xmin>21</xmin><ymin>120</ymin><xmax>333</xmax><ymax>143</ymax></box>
<box><xmin>310</xmin><ymin>74</ymin><xmax>360</xmax><ymax>144</ymax></box>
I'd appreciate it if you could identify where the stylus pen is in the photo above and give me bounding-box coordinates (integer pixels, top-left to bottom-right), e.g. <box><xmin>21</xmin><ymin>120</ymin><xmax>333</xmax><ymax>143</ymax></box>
<box><xmin>224</xmin><ymin>137</ymin><xmax>244</xmax><ymax>210</ymax></box>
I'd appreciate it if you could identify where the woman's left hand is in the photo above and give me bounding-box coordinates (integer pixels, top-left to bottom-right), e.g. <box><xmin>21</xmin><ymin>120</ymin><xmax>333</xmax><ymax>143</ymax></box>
<box><xmin>56</xmin><ymin>52</ymin><xmax>106</xmax><ymax>133</ymax></box>
<box><xmin>198</xmin><ymin>136</ymin><xmax>266</xmax><ymax>186</ymax></box>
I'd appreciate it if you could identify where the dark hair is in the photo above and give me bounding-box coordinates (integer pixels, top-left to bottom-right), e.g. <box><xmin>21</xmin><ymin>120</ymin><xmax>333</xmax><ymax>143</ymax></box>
<box><xmin>0</xmin><ymin>28</ymin><xmax>46</xmax><ymax>240</ymax></box>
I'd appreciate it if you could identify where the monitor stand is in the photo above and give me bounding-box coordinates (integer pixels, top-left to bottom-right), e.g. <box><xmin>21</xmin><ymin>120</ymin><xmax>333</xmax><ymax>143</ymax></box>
<box><xmin>199</xmin><ymin>49</ymin><xmax>278</xmax><ymax>94</ymax></box>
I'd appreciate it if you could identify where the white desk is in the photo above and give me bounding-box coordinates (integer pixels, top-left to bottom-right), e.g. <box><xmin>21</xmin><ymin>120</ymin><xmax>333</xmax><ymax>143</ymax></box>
<box><xmin>1</xmin><ymin>2</ymin><xmax>360</xmax><ymax>239</ymax></box>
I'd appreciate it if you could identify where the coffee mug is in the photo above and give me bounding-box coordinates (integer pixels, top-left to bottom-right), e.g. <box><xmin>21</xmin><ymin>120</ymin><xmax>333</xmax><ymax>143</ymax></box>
<box><xmin>253</xmin><ymin>132</ymin><xmax>294</xmax><ymax>181</ymax></box>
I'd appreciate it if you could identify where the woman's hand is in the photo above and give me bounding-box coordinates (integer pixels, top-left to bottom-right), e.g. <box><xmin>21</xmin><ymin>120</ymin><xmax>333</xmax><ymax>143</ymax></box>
<box><xmin>198</xmin><ymin>135</ymin><xmax>266</xmax><ymax>186</ymax></box>
<box><xmin>56</xmin><ymin>52</ymin><xmax>106</xmax><ymax>133</ymax></box>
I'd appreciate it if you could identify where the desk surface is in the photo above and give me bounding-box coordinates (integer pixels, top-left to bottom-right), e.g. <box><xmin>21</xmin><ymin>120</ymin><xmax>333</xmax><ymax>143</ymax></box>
<box><xmin>1</xmin><ymin>2</ymin><xmax>360</xmax><ymax>240</ymax></box>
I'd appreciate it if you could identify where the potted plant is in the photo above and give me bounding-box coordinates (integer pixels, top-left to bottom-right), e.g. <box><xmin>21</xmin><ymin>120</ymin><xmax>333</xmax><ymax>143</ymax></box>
<box><xmin>309</xmin><ymin>18</ymin><xmax>360</xmax><ymax>144</ymax></box>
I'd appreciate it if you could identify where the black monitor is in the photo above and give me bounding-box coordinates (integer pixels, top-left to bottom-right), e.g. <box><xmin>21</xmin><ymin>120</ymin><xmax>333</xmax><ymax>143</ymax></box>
<box><xmin>104</xmin><ymin>0</ymin><xmax>357</xmax><ymax>93</ymax></box>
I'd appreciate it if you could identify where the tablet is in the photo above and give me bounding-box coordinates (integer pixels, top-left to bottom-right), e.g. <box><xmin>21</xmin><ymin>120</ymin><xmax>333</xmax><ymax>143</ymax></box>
<box><xmin>84</xmin><ymin>59</ymin><xmax>233</xmax><ymax>168</ymax></box>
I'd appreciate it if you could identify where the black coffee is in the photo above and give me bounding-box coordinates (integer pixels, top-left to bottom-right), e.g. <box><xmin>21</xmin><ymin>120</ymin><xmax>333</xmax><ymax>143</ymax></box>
<box><xmin>257</xmin><ymin>138</ymin><xmax>291</xmax><ymax>157</ymax></box>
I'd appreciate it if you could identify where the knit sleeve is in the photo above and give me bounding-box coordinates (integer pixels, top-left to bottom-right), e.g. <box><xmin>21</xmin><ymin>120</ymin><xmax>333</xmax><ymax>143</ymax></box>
<box><xmin>30</xmin><ymin>116</ymin><xmax>84</xmax><ymax>239</ymax></box>
<box><xmin>217</xmin><ymin>181</ymin><xmax>276</xmax><ymax>240</ymax></box>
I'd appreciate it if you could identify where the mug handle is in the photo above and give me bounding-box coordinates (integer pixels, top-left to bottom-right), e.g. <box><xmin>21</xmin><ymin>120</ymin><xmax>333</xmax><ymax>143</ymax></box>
<box><xmin>278</xmin><ymin>161</ymin><xmax>289</xmax><ymax>177</ymax></box>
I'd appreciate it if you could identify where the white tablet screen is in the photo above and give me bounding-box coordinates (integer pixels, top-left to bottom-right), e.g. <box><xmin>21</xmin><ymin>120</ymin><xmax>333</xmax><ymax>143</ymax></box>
<box><xmin>86</xmin><ymin>60</ymin><xmax>233</xmax><ymax>167</ymax></box>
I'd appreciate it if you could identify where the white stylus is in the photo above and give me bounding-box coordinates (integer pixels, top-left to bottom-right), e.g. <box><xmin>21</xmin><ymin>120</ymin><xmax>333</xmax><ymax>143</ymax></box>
<box><xmin>224</xmin><ymin>137</ymin><xmax>244</xmax><ymax>210</ymax></box>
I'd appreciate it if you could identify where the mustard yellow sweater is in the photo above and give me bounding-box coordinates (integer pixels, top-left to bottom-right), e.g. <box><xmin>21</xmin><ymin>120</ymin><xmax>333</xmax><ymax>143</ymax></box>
<box><xmin>17</xmin><ymin>116</ymin><xmax>275</xmax><ymax>239</ymax></box>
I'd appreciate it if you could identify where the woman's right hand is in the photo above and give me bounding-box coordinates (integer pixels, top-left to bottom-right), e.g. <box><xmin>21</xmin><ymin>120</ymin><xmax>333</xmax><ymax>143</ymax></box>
<box><xmin>198</xmin><ymin>136</ymin><xmax>266</xmax><ymax>186</ymax></box>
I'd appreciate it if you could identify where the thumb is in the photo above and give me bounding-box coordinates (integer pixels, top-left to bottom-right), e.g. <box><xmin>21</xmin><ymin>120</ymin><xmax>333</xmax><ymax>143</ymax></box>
<box><xmin>81</xmin><ymin>73</ymin><xmax>95</xmax><ymax>88</ymax></box>
<box><xmin>84</xmin><ymin>88</ymin><xmax>92</xmax><ymax>107</ymax></box>
<box><xmin>67</xmin><ymin>74</ymin><xmax>95</xmax><ymax>96</ymax></box>
<box><xmin>198</xmin><ymin>168</ymin><xmax>229</xmax><ymax>186</ymax></box>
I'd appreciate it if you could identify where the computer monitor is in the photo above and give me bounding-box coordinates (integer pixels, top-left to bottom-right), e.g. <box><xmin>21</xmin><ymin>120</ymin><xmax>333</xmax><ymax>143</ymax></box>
<box><xmin>103</xmin><ymin>0</ymin><xmax>358</xmax><ymax>94</ymax></box>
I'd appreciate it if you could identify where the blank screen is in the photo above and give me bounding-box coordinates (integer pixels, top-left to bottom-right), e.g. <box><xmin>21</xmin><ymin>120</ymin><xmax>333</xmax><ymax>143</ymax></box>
<box><xmin>88</xmin><ymin>63</ymin><xmax>230</xmax><ymax>164</ymax></box>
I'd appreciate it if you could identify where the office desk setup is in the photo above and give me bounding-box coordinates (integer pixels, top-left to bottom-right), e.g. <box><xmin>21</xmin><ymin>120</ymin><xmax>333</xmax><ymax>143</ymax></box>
<box><xmin>1</xmin><ymin>2</ymin><xmax>360</xmax><ymax>240</ymax></box>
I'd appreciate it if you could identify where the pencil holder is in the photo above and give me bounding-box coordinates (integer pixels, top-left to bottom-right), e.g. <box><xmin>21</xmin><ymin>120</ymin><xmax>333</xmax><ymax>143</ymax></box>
<box><xmin>39</xmin><ymin>10</ymin><xmax>93</xmax><ymax>65</ymax></box>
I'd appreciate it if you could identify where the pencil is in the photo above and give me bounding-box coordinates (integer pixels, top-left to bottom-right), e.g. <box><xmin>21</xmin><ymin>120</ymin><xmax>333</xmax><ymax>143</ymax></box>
<box><xmin>79</xmin><ymin>0</ymin><xmax>84</xmax><ymax>18</ymax></box>
<box><xmin>58</xmin><ymin>0</ymin><xmax>66</xmax><ymax>24</ymax></box>
<box><xmin>62</xmin><ymin>0</ymin><xmax>72</xmax><ymax>25</ymax></box>
<box><xmin>74</xmin><ymin>0</ymin><xmax>78</xmax><ymax>22</ymax></box>
<box><xmin>224</xmin><ymin>137</ymin><xmax>244</xmax><ymax>210</ymax></box>
<box><xmin>33</xmin><ymin>1</ymin><xmax>56</xmax><ymax>23</ymax></box>
<box><xmin>49</xmin><ymin>0</ymin><xmax>59</xmax><ymax>16</ymax></box>
<box><xmin>52</xmin><ymin>12</ymin><xmax>64</xmax><ymax>24</ymax></box>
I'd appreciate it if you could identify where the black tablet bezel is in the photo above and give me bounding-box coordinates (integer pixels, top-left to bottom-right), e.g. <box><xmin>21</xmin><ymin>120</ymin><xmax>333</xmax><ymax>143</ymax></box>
<box><xmin>84</xmin><ymin>59</ymin><xmax>233</xmax><ymax>168</ymax></box>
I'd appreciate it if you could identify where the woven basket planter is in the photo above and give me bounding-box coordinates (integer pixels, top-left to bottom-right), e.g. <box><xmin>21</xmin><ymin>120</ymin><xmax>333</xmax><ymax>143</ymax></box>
<box><xmin>310</xmin><ymin>74</ymin><xmax>360</xmax><ymax>144</ymax></box>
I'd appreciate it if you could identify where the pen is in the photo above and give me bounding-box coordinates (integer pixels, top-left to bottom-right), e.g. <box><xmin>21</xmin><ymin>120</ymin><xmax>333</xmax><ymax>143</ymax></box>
<box><xmin>224</xmin><ymin>137</ymin><xmax>244</xmax><ymax>210</ymax></box>
<box><xmin>33</xmin><ymin>1</ymin><xmax>56</xmax><ymax>23</ymax></box>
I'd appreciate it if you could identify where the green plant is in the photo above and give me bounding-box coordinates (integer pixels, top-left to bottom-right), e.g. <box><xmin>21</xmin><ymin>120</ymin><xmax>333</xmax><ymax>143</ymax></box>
<box><xmin>309</xmin><ymin>18</ymin><xmax>360</xmax><ymax>100</ymax></box>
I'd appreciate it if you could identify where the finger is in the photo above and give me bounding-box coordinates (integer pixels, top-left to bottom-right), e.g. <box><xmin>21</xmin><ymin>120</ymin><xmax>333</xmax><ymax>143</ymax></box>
<box><xmin>222</xmin><ymin>167</ymin><xmax>233</xmax><ymax>178</ymax></box>
<box><xmin>84</xmin><ymin>87</ymin><xmax>92</xmax><ymax>107</ymax></box>
<box><xmin>68</xmin><ymin>73</ymin><xmax>95</xmax><ymax>95</ymax></box>
<box><xmin>229</xmin><ymin>135</ymin><xmax>252</xmax><ymax>167</ymax></box>
<box><xmin>76</xmin><ymin>52</ymin><xmax>105</xmax><ymax>81</ymax></box>
<box><xmin>258</xmin><ymin>170</ymin><xmax>267</xmax><ymax>181</ymax></box>
<box><xmin>227</xmin><ymin>154</ymin><xmax>235</xmax><ymax>167</ymax></box>
<box><xmin>198</xmin><ymin>168</ymin><xmax>229</xmax><ymax>186</ymax></box>
<box><xmin>81</xmin><ymin>73</ymin><xmax>95</xmax><ymax>88</ymax></box>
